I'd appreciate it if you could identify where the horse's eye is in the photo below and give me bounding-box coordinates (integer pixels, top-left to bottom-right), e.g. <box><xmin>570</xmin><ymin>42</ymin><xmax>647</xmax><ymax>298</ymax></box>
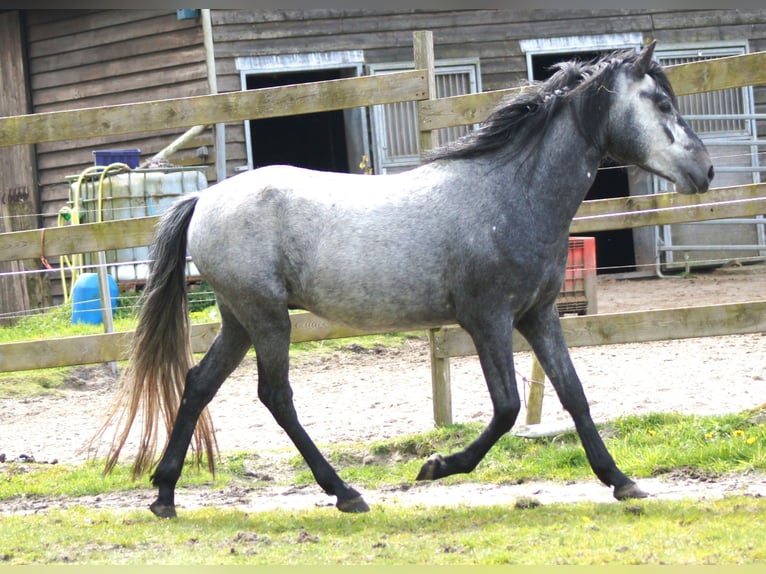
<box><xmin>657</xmin><ymin>97</ymin><xmax>673</xmax><ymax>113</ymax></box>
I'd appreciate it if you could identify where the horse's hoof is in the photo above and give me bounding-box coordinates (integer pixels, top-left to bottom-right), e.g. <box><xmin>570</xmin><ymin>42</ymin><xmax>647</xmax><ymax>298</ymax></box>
<box><xmin>416</xmin><ymin>453</ymin><xmax>445</xmax><ymax>481</ymax></box>
<box><xmin>149</xmin><ymin>500</ymin><xmax>177</xmax><ymax>519</ymax></box>
<box><xmin>614</xmin><ymin>481</ymin><xmax>649</xmax><ymax>501</ymax></box>
<box><xmin>337</xmin><ymin>495</ymin><xmax>370</xmax><ymax>513</ymax></box>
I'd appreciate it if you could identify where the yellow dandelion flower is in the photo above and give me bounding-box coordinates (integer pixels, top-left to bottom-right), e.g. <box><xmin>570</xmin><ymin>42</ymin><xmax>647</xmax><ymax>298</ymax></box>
<box><xmin>648</xmin><ymin>430</ymin><xmax>657</xmax><ymax>436</ymax></box>
<box><xmin>705</xmin><ymin>432</ymin><xmax>714</xmax><ymax>439</ymax></box>
<box><xmin>747</xmin><ymin>437</ymin><xmax>757</xmax><ymax>445</ymax></box>
<box><xmin>734</xmin><ymin>430</ymin><xmax>745</xmax><ymax>437</ymax></box>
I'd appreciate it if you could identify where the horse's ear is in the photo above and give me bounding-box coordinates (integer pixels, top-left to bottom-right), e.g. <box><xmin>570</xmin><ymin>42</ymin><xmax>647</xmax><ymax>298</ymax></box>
<box><xmin>633</xmin><ymin>40</ymin><xmax>657</xmax><ymax>78</ymax></box>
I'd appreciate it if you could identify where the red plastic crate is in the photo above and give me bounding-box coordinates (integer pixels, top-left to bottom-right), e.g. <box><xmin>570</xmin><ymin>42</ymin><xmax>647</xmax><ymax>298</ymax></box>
<box><xmin>556</xmin><ymin>236</ymin><xmax>597</xmax><ymax>316</ymax></box>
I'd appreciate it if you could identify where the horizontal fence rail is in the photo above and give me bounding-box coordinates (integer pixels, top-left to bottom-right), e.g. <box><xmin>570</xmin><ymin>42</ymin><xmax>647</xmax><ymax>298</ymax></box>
<box><xmin>3</xmin><ymin>299</ymin><xmax>765</xmax><ymax>374</ymax></box>
<box><xmin>0</xmin><ymin>70</ymin><xmax>429</xmax><ymax>147</ymax></box>
<box><xmin>418</xmin><ymin>51</ymin><xmax>766</xmax><ymax>132</ymax></box>
<box><xmin>569</xmin><ymin>183</ymin><xmax>766</xmax><ymax>233</ymax></box>
<box><xmin>0</xmin><ymin>216</ymin><xmax>157</xmax><ymax>263</ymax></box>
<box><xmin>431</xmin><ymin>300</ymin><xmax>766</xmax><ymax>358</ymax></box>
<box><xmin>1</xmin><ymin>184</ymin><xmax>763</xmax><ymax>263</ymax></box>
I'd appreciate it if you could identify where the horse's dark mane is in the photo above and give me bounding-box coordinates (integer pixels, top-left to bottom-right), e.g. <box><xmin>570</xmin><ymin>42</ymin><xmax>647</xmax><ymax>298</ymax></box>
<box><xmin>426</xmin><ymin>48</ymin><xmax>673</xmax><ymax>163</ymax></box>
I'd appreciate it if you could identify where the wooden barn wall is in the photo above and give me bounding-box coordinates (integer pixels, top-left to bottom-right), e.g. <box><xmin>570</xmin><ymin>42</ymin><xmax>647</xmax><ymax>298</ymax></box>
<box><xmin>208</xmin><ymin>9</ymin><xmax>766</xmax><ymax>177</ymax></box>
<box><xmin>18</xmin><ymin>9</ymin><xmax>766</xmax><ymax>222</ymax></box>
<box><xmin>24</xmin><ymin>10</ymin><xmax>212</xmax><ymax>229</ymax></box>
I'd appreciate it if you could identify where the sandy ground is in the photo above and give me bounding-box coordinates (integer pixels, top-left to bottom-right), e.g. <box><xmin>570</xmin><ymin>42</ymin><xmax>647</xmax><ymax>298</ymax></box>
<box><xmin>1</xmin><ymin>262</ymin><xmax>764</xmax><ymax>513</ymax></box>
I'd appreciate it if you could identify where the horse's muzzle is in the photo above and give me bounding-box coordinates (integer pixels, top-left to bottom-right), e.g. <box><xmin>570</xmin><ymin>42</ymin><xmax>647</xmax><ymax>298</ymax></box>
<box><xmin>695</xmin><ymin>163</ymin><xmax>715</xmax><ymax>194</ymax></box>
<box><xmin>677</xmin><ymin>153</ymin><xmax>714</xmax><ymax>195</ymax></box>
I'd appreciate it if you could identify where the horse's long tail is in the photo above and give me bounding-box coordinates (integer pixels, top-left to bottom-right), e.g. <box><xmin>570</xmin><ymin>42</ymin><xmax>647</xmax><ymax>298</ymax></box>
<box><xmin>93</xmin><ymin>193</ymin><xmax>217</xmax><ymax>479</ymax></box>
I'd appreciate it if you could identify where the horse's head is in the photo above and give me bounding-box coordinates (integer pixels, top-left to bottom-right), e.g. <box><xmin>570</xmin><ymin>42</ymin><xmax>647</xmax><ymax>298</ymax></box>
<box><xmin>605</xmin><ymin>41</ymin><xmax>714</xmax><ymax>194</ymax></box>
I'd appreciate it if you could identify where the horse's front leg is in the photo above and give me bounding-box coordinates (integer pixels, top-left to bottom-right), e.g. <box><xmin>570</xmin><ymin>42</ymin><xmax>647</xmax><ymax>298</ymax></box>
<box><xmin>417</xmin><ymin>306</ymin><xmax>521</xmax><ymax>480</ymax></box>
<box><xmin>516</xmin><ymin>304</ymin><xmax>648</xmax><ymax>500</ymax></box>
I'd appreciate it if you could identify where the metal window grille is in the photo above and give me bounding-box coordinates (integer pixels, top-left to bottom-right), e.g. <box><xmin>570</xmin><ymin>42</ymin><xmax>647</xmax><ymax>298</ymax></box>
<box><xmin>369</xmin><ymin>61</ymin><xmax>481</xmax><ymax>174</ymax></box>
<box><xmin>658</xmin><ymin>51</ymin><xmax>750</xmax><ymax>136</ymax></box>
<box><xmin>654</xmin><ymin>45</ymin><xmax>766</xmax><ymax>271</ymax></box>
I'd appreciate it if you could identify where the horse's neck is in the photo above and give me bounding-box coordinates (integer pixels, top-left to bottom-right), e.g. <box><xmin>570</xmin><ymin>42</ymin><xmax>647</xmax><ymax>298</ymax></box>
<box><xmin>501</xmin><ymin>110</ymin><xmax>604</xmax><ymax>241</ymax></box>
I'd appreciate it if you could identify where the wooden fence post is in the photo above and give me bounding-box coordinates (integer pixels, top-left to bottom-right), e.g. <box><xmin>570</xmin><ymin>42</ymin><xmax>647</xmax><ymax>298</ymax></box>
<box><xmin>0</xmin><ymin>12</ymin><xmax>50</xmax><ymax>323</ymax></box>
<box><xmin>525</xmin><ymin>357</ymin><xmax>546</xmax><ymax>425</ymax></box>
<box><xmin>414</xmin><ymin>30</ymin><xmax>452</xmax><ymax>426</ymax></box>
<box><xmin>428</xmin><ymin>328</ymin><xmax>453</xmax><ymax>426</ymax></box>
<box><xmin>414</xmin><ymin>30</ymin><xmax>437</xmax><ymax>152</ymax></box>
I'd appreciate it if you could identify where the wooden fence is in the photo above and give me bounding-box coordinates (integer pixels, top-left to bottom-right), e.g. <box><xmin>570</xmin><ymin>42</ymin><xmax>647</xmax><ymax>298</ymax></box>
<box><xmin>1</xmin><ymin>31</ymin><xmax>765</xmax><ymax>427</ymax></box>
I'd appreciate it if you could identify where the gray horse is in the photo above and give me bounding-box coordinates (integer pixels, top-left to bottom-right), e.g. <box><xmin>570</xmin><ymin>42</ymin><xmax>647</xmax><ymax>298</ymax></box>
<box><xmin>95</xmin><ymin>41</ymin><xmax>713</xmax><ymax>518</ymax></box>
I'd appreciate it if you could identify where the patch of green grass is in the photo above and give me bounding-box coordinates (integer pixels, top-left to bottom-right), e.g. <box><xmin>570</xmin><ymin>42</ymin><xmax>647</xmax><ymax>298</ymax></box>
<box><xmin>0</xmin><ymin>367</ymin><xmax>75</xmax><ymax>398</ymax></box>
<box><xmin>288</xmin><ymin>412</ymin><xmax>766</xmax><ymax>488</ymax></box>
<box><xmin>0</xmin><ymin>298</ymin><xmax>219</xmax><ymax>346</ymax></box>
<box><xmin>2</xmin><ymin>413</ymin><xmax>764</xmax><ymax>505</ymax></box>
<box><xmin>607</xmin><ymin>412</ymin><xmax>766</xmax><ymax>476</ymax></box>
<box><xmin>1</xmin><ymin>497</ymin><xmax>765</xmax><ymax>564</ymax></box>
<box><xmin>0</xmin><ymin>458</ymin><xmax>231</xmax><ymax>501</ymax></box>
<box><xmin>1</xmin><ymin>412</ymin><xmax>765</xmax><ymax>564</ymax></box>
<box><xmin>0</xmin><ymin>304</ymin><xmax>135</xmax><ymax>344</ymax></box>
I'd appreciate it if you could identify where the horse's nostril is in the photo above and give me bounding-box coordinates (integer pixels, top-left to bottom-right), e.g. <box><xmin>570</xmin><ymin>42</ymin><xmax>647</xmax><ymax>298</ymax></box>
<box><xmin>708</xmin><ymin>165</ymin><xmax>715</xmax><ymax>181</ymax></box>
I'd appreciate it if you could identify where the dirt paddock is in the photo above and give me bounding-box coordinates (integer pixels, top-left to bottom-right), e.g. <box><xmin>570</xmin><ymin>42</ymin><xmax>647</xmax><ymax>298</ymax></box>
<box><xmin>1</xmin><ymin>262</ymin><xmax>764</xmax><ymax>512</ymax></box>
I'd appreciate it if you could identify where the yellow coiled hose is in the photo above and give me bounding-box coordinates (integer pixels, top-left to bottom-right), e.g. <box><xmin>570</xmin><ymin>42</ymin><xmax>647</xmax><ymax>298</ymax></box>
<box><xmin>58</xmin><ymin>163</ymin><xmax>130</xmax><ymax>302</ymax></box>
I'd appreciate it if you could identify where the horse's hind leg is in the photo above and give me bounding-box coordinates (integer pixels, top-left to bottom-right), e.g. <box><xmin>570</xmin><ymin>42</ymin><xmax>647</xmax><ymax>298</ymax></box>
<box><xmin>150</xmin><ymin>307</ymin><xmax>252</xmax><ymax>518</ymax></box>
<box><xmin>516</xmin><ymin>305</ymin><xmax>648</xmax><ymax>500</ymax></box>
<box><xmin>251</xmin><ymin>306</ymin><xmax>369</xmax><ymax>513</ymax></box>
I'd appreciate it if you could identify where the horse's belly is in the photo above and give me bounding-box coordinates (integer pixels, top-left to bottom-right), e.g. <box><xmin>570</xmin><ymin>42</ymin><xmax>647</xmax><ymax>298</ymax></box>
<box><xmin>304</xmin><ymin>302</ymin><xmax>453</xmax><ymax>332</ymax></box>
<box><xmin>293</xmin><ymin>275</ymin><xmax>455</xmax><ymax>332</ymax></box>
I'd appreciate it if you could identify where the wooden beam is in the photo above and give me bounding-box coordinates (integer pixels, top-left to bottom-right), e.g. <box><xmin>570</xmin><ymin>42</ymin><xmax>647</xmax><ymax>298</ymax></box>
<box><xmin>0</xmin><ymin>312</ymin><xmax>395</xmax><ymax>373</ymax></box>
<box><xmin>525</xmin><ymin>358</ymin><xmax>546</xmax><ymax>425</ymax></box>
<box><xmin>418</xmin><ymin>51</ymin><xmax>766</xmax><ymax>132</ymax></box>
<box><xmin>0</xmin><ymin>216</ymin><xmax>158</xmax><ymax>263</ymax></box>
<box><xmin>418</xmin><ymin>88</ymin><xmax>514</xmax><ymax>133</ymax></box>
<box><xmin>414</xmin><ymin>30</ymin><xmax>438</xmax><ymax>154</ymax></box>
<box><xmin>570</xmin><ymin>196</ymin><xmax>766</xmax><ymax>233</ymax></box>
<box><xmin>428</xmin><ymin>327</ymin><xmax>452</xmax><ymax>426</ymax></box>
<box><xmin>665</xmin><ymin>51</ymin><xmax>766</xmax><ymax>96</ymax></box>
<box><xmin>4</xmin><ymin>299</ymin><xmax>765</xmax><ymax>374</ymax></box>
<box><xmin>573</xmin><ymin>183</ymin><xmax>766</xmax><ymax>219</ymax></box>
<box><xmin>0</xmin><ymin>331</ymin><xmax>132</xmax><ymax>372</ymax></box>
<box><xmin>0</xmin><ymin>70</ymin><xmax>429</xmax><ymax>147</ymax></box>
<box><xmin>431</xmin><ymin>300</ymin><xmax>766</xmax><ymax>359</ymax></box>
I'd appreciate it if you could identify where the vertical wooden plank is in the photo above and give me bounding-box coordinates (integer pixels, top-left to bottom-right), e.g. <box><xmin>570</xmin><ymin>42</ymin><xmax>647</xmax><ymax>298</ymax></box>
<box><xmin>415</xmin><ymin>30</ymin><xmax>451</xmax><ymax>426</ymax></box>
<box><xmin>0</xmin><ymin>202</ymin><xmax>29</xmax><ymax>325</ymax></box>
<box><xmin>0</xmin><ymin>11</ymin><xmax>48</xmax><ymax>323</ymax></box>
<box><xmin>202</xmin><ymin>8</ymin><xmax>226</xmax><ymax>182</ymax></box>
<box><xmin>428</xmin><ymin>328</ymin><xmax>453</xmax><ymax>426</ymax></box>
<box><xmin>525</xmin><ymin>357</ymin><xmax>546</xmax><ymax>425</ymax></box>
<box><xmin>413</xmin><ymin>30</ymin><xmax>437</xmax><ymax>154</ymax></box>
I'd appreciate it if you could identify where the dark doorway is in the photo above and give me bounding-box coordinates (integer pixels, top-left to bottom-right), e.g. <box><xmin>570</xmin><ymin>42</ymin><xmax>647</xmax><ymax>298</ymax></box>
<box><xmin>531</xmin><ymin>51</ymin><xmax>636</xmax><ymax>274</ymax></box>
<box><xmin>247</xmin><ymin>69</ymin><xmax>350</xmax><ymax>173</ymax></box>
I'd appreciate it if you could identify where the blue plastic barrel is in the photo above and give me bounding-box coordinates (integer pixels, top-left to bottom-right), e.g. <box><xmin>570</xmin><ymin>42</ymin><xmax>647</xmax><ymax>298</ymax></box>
<box><xmin>71</xmin><ymin>273</ymin><xmax>119</xmax><ymax>325</ymax></box>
